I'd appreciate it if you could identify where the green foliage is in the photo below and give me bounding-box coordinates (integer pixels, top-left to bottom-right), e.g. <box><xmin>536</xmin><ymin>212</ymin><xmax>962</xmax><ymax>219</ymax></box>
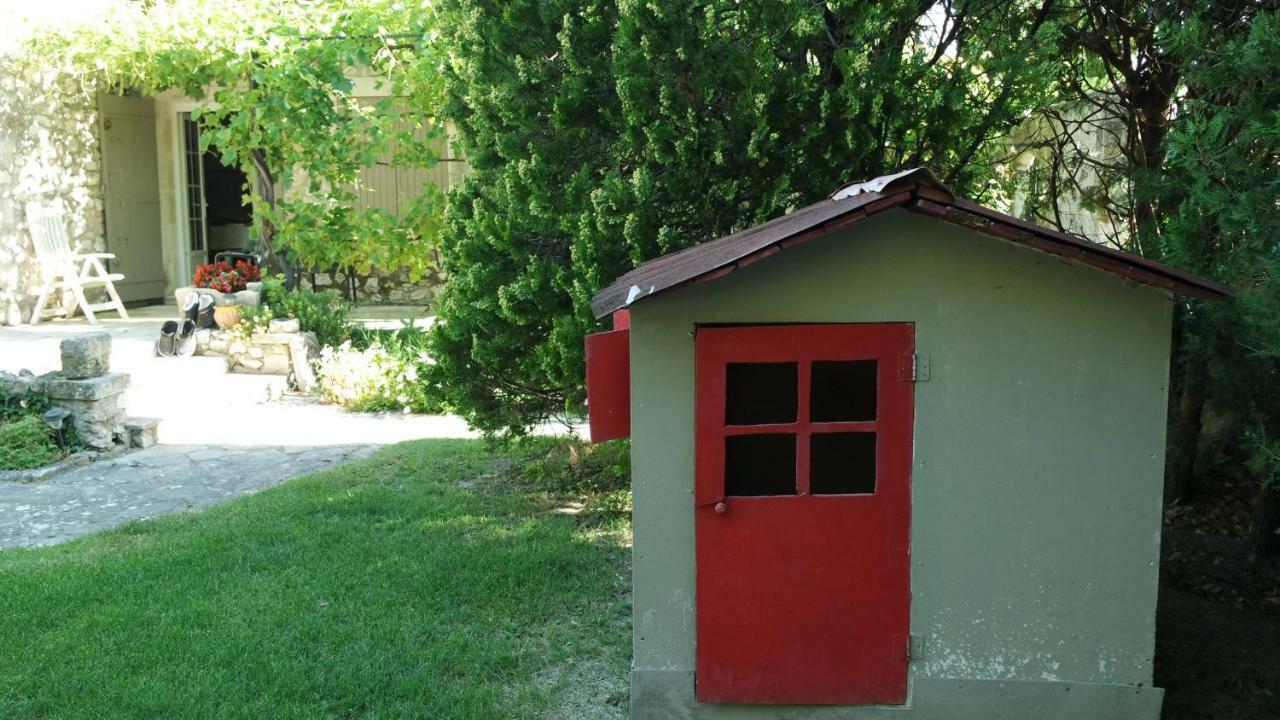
<box><xmin>32</xmin><ymin>0</ymin><xmax>449</xmax><ymax>277</ymax></box>
<box><xmin>316</xmin><ymin>322</ymin><xmax>444</xmax><ymax>414</ymax></box>
<box><xmin>0</xmin><ymin>386</ymin><xmax>53</xmax><ymax>424</ymax></box>
<box><xmin>1158</xmin><ymin>11</ymin><xmax>1280</xmax><ymax>551</ymax></box>
<box><xmin>427</xmin><ymin>0</ymin><xmax>1061</xmax><ymax>435</ymax></box>
<box><xmin>515</xmin><ymin>437</ymin><xmax>630</xmax><ymax>496</ymax></box>
<box><xmin>0</xmin><ymin>416</ymin><xmax>62</xmax><ymax>471</ymax></box>
<box><xmin>233</xmin><ymin>304</ymin><xmax>275</xmax><ymax>339</ymax></box>
<box><xmin>276</xmin><ymin>289</ymin><xmax>352</xmax><ymax>349</ymax></box>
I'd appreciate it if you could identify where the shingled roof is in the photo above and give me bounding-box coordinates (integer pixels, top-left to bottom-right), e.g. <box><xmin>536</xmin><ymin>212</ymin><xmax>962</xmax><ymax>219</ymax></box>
<box><xmin>591</xmin><ymin>168</ymin><xmax>1233</xmax><ymax>318</ymax></box>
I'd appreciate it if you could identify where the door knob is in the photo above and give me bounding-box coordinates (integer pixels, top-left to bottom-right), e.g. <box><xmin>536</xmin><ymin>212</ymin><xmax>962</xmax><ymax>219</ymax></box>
<box><xmin>713</xmin><ymin>502</ymin><xmax>728</xmax><ymax>515</ymax></box>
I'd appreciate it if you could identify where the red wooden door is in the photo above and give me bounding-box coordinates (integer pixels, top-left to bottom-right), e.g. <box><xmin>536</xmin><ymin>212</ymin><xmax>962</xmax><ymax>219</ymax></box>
<box><xmin>694</xmin><ymin>324</ymin><xmax>914</xmax><ymax>705</ymax></box>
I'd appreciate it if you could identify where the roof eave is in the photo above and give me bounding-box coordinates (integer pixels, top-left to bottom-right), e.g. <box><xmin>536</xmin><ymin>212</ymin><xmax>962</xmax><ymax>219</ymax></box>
<box><xmin>591</xmin><ymin>176</ymin><xmax>1234</xmax><ymax>318</ymax></box>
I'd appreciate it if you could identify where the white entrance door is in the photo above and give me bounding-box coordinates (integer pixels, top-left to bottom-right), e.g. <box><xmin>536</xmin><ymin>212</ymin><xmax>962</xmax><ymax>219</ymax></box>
<box><xmin>179</xmin><ymin>113</ymin><xmax>209</xmax><ymax>281</ymax></box>
<box><xmin>101</xmin><ymin>94</ymin><xmax>165</xmax><ymax>303</ymax></box>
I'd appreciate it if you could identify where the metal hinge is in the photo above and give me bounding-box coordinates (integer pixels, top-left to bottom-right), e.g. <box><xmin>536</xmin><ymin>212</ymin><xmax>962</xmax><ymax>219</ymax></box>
<box><xmin>907</xmin><ymin>634</ymin><xmax>926</xmax><ymax>661</ymax></box>
<box><xmin>898</xmin><ymin>353</ymin><xmax>930</xmax><ymax>382</ymax></box>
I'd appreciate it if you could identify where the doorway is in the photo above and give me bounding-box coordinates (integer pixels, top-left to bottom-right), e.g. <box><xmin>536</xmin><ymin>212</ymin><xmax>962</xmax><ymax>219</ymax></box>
<box><xmin>693</xmin><ymin>323</ymin><xmax>914</xmax><ymax>705</ymax></box>
<box><xmin>101</xmin><ymin>94</ymin><xmax>165</xmax><ymax>303</ymax></box>
<box><xmin>179</xmin><ymin>113</ymin><xmax>252</xmax><ymax>279</ymax></box>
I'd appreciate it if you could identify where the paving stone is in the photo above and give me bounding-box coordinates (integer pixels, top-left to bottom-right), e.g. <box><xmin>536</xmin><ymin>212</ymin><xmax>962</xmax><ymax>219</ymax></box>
<box><xmin>0</xmin><ymin>444</ymin><xmax>378</xmax><ymax>550</ymax></box>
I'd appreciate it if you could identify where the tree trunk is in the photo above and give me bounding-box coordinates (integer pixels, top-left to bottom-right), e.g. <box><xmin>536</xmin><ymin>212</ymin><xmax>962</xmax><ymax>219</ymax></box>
<box><xmin>1167</xmin><ymin>368</ymin><xmax>1206</xmax><ymax>502</ymax></box>
<box><xmin>1252</xmin><ymin>484</ymin><xmax>1280</xmax><ymax>558</ymax></box>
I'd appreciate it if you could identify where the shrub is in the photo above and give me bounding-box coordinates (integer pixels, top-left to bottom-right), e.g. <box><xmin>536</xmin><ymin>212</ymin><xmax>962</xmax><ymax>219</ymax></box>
<box><xmin>315</xmin><ymin>338</ymin><xmax>440</xmax><ymax>414</ymax></box>
<box><xmin>0</xmin><ymin>416</ymin><xmax>62</xmax><ymax>471</ymax></box>
<box><xmin>0</xmin><ymin>386</ymin><xmax>53</xmax><ymax>423</ymax></box>
<box><xmin>515</xmin><ymin>436</ymin><xmax>630</xmax><ymax>495</ymax></box>
<box><xmin>275</xmin><ymin>288</ymin><xmax>350</xmax><ymax>348</ymax></box>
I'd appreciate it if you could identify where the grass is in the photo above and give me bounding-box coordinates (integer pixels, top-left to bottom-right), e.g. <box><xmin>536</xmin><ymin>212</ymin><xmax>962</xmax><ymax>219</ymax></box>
<box><xmin>0</xmin><ymin>439</ymin><xmax>631</xmax><ymax>719</ymax></box>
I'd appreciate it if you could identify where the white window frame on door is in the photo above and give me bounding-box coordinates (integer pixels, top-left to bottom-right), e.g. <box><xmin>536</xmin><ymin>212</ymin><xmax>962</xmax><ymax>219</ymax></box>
<box><xmin>178</xmin><ymin>111</ymin><xmax>208</xmax><ymax>281</ymax></box>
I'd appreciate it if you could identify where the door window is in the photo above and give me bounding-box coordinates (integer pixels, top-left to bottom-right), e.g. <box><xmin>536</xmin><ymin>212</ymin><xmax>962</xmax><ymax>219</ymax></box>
<box><xmin>719</xmin><ymin>357</ymin><xmax>880</xmax><ymax>496</ymax></box>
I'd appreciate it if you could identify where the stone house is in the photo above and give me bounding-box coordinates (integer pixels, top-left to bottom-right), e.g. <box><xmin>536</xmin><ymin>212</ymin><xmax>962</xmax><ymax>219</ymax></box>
<box><xmin>0</xmin><ymin>16</ymin><xmax>462</xmax><ymax>326</ymax></box>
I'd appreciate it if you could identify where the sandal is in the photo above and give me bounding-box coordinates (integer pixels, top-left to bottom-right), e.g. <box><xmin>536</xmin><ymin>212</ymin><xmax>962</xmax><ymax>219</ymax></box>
<box><xmin>155</xmin><ymin>320</ymin><xmax>179</xmax><ymax>357</ymax></box>
<box><xmin>181</xmin><ymin>293</ymin><xmax>200</xmax><ymax>324</ymax></box>
<box><xmin>196</xmin><ymin>294</ymin><xmax>216</xmax><ymax>329</ymax></box>
<box><xmin>175</xmin><ymin>319</ymin><xmax>198</xmax><ymax>357</ymax></box>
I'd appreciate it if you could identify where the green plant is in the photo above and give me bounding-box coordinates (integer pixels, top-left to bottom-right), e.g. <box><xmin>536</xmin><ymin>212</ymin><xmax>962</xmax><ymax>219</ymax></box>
<box><xmin>314</xmin><ymin>325</ymin><xmax>442</xmax><ymax>414</ymax></box>
<box><xmin>233</xmin><ymin>304</ymin><xmax>275</xmax><ymax>339</ymax></box>
<box><xmin>426</xmin><ymin>0</ymin><xmax>1061</xmax><ymax>435</ymax></box>
<box><xmin>276</xmin><ymin>289</ymin><xmax>352</xmax><ymax>349</ymax></box>
<box><xmin>514</xmin><ymin>437</ymin><xmax>630</xmax><ymax>496</ymax></box>
<box><xmin>0</xmin><ymin>387</ymin><xmax>52</xmax><ymax>424</ymax></box>
<box><xmin>258</xmin><ymin>273</ymin><xmax>287</xmax><ymax>306</ymax></box>
<box><xmin>0</xmin><ymin>416</ymin><xmax>62</xmax><ymax>471</ymax></box>
<box><xmin>34</xmin><ymin>0</ymin><xmax>448</xmax><ymax>279</ymax></box>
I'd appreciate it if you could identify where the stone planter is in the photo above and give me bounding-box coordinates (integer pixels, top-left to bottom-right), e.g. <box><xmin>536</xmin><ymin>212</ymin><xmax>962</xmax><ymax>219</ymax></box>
<box><xmin>213</xmin><ymin>305</ymin><xmax>243</xmax><ymax>329</ymax></box>
<box><xmin>194</xmin><ymin>328</ymin><xmax>319</xmax><ymax>392</ymax></box>
<box><xmin>174</xmin><ymin>282</ymin><xmax>262</xmax><ymax>310</ymax></box>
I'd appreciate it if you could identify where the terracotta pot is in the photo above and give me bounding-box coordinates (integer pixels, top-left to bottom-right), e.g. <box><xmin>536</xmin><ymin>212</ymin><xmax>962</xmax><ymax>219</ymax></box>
<box><xmin>213</xmin><ymin>305</ymin><xmax>243</xmax><ymax>329</ymax></box>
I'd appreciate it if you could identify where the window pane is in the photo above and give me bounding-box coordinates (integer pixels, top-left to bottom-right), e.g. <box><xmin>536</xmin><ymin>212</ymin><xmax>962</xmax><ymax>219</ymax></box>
<box><xmin>810</xmin><ymin>432</ymin><xmax>876</xmax><ymax>494</ymax></box>
<box><xmin>810</xmin><ymin>360</ymin><xmax>877</xmax><ymax>422</ymax></box>
<box><xmin>725</xmin><ymin>434</ymin><xmax>796</xmax><ymax>496</ymax></box>
<box><xmin>725</xmin><ymin>362</ymin><xmax>798</xmax><ymax>425</ymax></box>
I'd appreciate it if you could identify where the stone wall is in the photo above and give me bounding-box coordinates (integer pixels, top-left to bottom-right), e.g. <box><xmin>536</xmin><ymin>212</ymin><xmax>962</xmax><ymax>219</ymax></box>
<box><xmin>195</xmin><ymin>323</ymin><xmax>319</xmax><ymax>392</ymax></box>
<box><xmin>0</xmin><ymin>53</ymin><xmax>105</xmax><ymax>326</ymax></box>
<box><xmin>298</xmin><ymin>264</ymin><xmax>446</xmax><ymax>307</ymax></box>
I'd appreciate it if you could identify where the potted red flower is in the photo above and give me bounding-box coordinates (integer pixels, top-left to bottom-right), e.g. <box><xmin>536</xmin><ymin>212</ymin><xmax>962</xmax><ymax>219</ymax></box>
<box><xmin>191</xmin><ymin>261</ymin><xmax>263</xmax><ymax>328</ymax></box>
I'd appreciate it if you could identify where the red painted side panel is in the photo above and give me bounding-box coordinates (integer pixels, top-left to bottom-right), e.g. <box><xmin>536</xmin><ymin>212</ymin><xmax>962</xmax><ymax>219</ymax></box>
<box><xmin>585</xmin><ymin>328</ymin><xmax>630</xmax><ymax>442</ymax></box>
<box><xmin>694</xmin><ymin>324</ymin><xmax>914</xmax><ymax>705</ymax></box>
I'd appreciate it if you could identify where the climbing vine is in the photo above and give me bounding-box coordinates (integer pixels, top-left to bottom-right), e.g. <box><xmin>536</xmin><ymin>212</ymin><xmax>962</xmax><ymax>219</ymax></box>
<box><xmin>29</xmin><ymin>0</ymin><xmax>449</xmax><ymax>280</ymax></box>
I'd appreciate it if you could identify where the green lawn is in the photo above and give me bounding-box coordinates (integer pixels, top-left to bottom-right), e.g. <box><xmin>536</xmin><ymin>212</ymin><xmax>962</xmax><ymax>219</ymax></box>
<box><xmin>0</xmin><ymin>440</ymin><xmax>631</xmax><ymax>719</ymax></box>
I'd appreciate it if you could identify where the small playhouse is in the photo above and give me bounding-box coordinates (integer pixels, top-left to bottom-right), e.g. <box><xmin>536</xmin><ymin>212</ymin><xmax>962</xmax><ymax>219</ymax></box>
<box><xmin>584</xmin><ymin>168</ymin><xmax>1232</xmax><ymax>719</ymax></box>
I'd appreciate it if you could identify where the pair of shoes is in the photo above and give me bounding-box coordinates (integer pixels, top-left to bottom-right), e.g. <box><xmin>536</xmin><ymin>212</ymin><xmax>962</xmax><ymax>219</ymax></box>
<box><xmin>155</xmin><ymin>319</ymin><xmax>198</xmax><ymax>357</ymax></box>
<box><xmin>182</xmin><ymin>293</ymin><xmax>216</xmax><ymax>329</ymax></box>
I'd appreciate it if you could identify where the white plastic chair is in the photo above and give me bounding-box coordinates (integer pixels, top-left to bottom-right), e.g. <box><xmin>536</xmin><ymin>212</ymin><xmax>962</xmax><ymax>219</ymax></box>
<box><xmin>25</xmin><ymin>202</ymin><xmax>129</xmax><ymax>324</ymax></box>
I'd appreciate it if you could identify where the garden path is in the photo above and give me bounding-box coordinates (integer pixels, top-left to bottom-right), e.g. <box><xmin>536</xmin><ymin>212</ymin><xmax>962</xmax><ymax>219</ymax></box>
<box><xmin>0</xmin><ymin>443</ymin><xmax>375</xmax><ymax>549</ymax></box>
<box><xmin>0</xmin><ymin>304</ymin><xmax>483</xmax><ymax>549</ymax></box>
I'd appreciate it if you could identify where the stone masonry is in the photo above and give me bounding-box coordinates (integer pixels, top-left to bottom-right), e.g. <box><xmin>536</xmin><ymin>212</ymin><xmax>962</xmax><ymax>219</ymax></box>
<box><xmin>195</xmin><ymin>324</ymin><xmax>319</xmax><ymax>392</ymax></box>
<box><xmin>37</xmin><ymin>332</ymin><xmax>127</xmax><ymax>449</ymax></box>
<box><xmin>299</xmin><ymin>264</ymin><xmax>446</xmax><ymax>307</ymax></box>
<box><xmin>0</xmin><ymin>52</ymin><xmax>106</xmax><ymax>326</ymax></box>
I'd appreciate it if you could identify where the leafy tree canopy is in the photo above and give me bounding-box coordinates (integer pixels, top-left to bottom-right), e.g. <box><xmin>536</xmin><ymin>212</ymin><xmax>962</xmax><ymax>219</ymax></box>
<box><xmin>429</xmin><ymin>0</ymin><xmax>1063</xmax><ymax>435</ymax></box>
<box><xmin>30</xmin><ymin>0</ymin><xmax>448</xmax><ymax>278</ymax></box>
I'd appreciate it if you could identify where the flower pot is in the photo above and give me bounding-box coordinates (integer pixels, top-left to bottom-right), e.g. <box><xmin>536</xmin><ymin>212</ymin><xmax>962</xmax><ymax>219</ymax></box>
<box><xmin>213</xmin><ymin>305</ymin><xmax>243</xmax><ymax>329</ymax></box>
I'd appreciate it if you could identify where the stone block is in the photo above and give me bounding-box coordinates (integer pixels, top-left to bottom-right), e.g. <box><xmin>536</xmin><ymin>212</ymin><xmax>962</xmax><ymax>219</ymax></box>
<box><xmin>59</xmin><ymin>332</ymin><xmax>111</xmax><ymax>379</ymax></box>
<box><xmin>67</xmin><ymin>403</ymin><xmax>124</xmax><ymax>450</ymax></box>
<box><xmin>37</xmin><ymin>371</ymin><xmax>129</xmax><ymax>401</ymax></box>
<box><xmin>247</xmin><ymin>346</ymin><xmax>264</xmax><ymax>359</ymax></box>
<box><xmin>124</xmin><ymin>417</ymin><xmax>160</xmax><ymax>449</ymax></box>
<box><xmin>268</xmin><ymin>318</ymin><xmax>300</xmax><ymax>334</ymax></box>
<box><xmin>261</xmin><ymin>354</ymin><xmax>291</xmax><ymax>375</ymax></box>
<box><xmin>239</xmin><ymin>357</ymin><xmax>264</xmax><ymax>370</ymax></box>
<box><xmin>289</xmin><ymin>333</ymin><xmax>319</xmax><ymax>392</ymax></box>
<box><xmin>58</xmin><ymin>396</ymin><xmax>123</xmax><ymax>422</ymax></box>
<box><xmin>0</xmin><ymin>369</ymin><xmax>35</xmax><ymax>394</ymax></box>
